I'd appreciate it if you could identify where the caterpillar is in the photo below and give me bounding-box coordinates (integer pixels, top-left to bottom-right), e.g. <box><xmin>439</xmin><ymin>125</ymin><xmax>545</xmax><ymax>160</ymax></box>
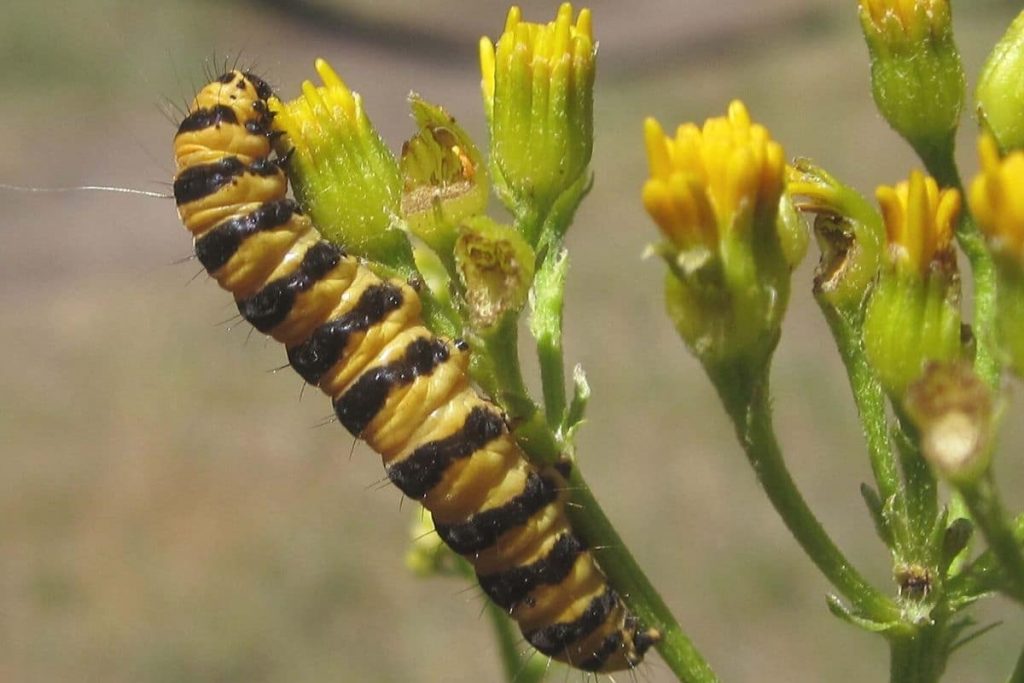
<box><xmin>171</xmin><ymin>67</ymin><xmax>657</xmax><ymax>673</ymax></box>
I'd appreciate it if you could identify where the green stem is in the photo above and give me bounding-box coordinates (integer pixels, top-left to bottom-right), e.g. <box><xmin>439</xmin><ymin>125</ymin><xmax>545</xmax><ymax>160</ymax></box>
<box><xmin>564</xmin><ymin>466</ymin><xmax>719</xmax><ymax>683</ymax></box>
<box><xmin>819</xmin><ymin>304</ymin><xmax>903</xmax><ymax>523</ymax></box>
<box><xmin>532</xmin><ymin>250</ymin><xmax>569</xmax><ymax>430</ymax></box>
<box><xmin>892</xmin><ymin>414</ymin><xmax>938</xmax><ymax>559</ymax></box>
<box><xmin>888</xmin><ymin>623</ymin><xmax>948</xmax><ymax>683</ymax></box>
<box><xmin>710</xmin><ymin>361</ymin><xmax>899</xmax><ymax>622</ymax></box>
<box><xmin>920</xmin><ymin>147</ymin><xmax>1000</xmax><ymax>389</ymax></box>
<box><xmin>957</xmin><ymin>477</ymin><xmax>1024</xmax><ymax>602</ymax></box>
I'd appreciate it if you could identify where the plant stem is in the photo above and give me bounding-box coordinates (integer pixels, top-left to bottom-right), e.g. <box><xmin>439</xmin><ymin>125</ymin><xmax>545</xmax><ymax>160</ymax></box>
<box><xmin>710</xmin><ymin>362</ymin><xmax>899</xmax><ymax>622</ymax></box>
<box><xmin>819</xmin><ymin>304</ymin><xmax>902</xmax><ymax>520</ymax></box>
<box><xmin>889</xmin><ymin>622</ymin><xmax>948</xmax><ymax>683</ymax></box>
<box><xmin>531</xmin><ymin>249</ymin><xmax>569</xmax><ymax>430</ymax></box>
<box><xmin>957</xmin><ymin>477</ymin><xmax>1024</xmax><ymax>602</ymax></box>
<box><xmin>892</xmin><ymin>414</ymin><xmax>938</xmax><ymax>558</ymax></box>
<box><xmin>563</xmin><ymin>466</ymin><xmax>719</xmax><ymax>683</ymax></box>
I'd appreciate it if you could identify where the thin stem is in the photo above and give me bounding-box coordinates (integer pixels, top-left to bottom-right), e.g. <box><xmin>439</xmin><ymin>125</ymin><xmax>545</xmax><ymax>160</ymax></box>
<box><xmin>710</xmin><ymin>361</ymin><xmax>899</xmax><ymax>622</ymax></box>
<box><xmin>892</xmin><ymin>413</ymin><xmax>939</xmax><ymax>559</ymax></box>
<box><xmin>564</xmin><ymin>466</ymin><xmax>719</xmax><ymax>683</ymax></box>
<box><xmin>818</xmin><ymin>304</ymin><xmax>902</xmax><ymax>520</ymax></box>
<box><xmin>532</xmin><ymin>250</ymin><xmax>569</xmax><ymax>430</ymax></box>
<box><xmin>957</xmin><ymin>477</ymin><xmax>1024</xmax><ymax>602</ymax></box>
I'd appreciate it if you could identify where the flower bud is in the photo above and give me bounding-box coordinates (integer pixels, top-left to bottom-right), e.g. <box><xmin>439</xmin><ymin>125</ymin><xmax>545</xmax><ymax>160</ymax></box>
<box><xmin>976</xmin><ymin>11</ymin><xmax>1024</xmax><ymax>153</ymax></box>
<box><xmin>863</xmin><ymin>171</ymin><xmax>962</xmax><ymax>397</ymax></box>
<box><xmin>969</xmin><ymin>134</ymin><xmax>1024</xmax><ymax>375</ymax></box>
<box><xmin>480</xmin><ymin>4</ymin><xmax>596</xmax><ymax>213</ymax></box>
<box><xmin>270</xmin><ymin>58</ymin><xmax>410</xmax><ymax>270</ymax></box>
<box><xmin>858</xmin><ymin>0</ymin><xmax>965</xmax><ymax>165</ymax></box>
<box><xmin>643</xmin><ymin>101</ymin><xmax>789</xmax><ymax>370</ymax></box>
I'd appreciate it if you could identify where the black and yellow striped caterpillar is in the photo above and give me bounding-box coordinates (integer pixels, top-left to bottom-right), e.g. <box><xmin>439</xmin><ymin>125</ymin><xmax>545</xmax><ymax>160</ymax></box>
<box><xmin>171</xmin><ymin>68</ymin><xmax>657</xmax><ymax>673</ymax></box>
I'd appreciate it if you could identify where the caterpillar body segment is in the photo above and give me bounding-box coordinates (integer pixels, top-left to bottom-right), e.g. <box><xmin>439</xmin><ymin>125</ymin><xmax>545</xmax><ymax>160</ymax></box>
<box><xmin>171</xmin><ymin>69</ymin><xmax>657</xmax><ymax>673</ymax></box>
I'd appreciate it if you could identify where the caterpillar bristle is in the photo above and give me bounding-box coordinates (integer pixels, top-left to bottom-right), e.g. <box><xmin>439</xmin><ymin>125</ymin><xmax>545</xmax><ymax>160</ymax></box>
<box><xmin>170</xmin><ymin>66</ymin><xmax>657</xmax><ymax>673</ymax></box>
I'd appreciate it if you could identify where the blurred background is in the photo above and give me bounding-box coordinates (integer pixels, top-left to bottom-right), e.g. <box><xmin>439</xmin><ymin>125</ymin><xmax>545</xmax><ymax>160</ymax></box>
<box><xmin>2</xmin><ymin>0</ymin><xmax>1022</xmax><ymax>681</ymax></box>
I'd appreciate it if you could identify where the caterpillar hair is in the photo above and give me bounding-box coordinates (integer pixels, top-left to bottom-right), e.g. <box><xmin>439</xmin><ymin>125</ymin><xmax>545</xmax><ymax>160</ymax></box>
<box><xmin>171</xmin><ymin>67</ymin><xmax>658</xmax><ymax>673</ymax></box>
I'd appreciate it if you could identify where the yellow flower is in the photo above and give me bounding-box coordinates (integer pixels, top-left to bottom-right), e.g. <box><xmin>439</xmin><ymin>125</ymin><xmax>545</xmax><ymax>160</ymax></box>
<box><xmin>864</xmin><ymin>171</ymin><xmax>962</xmax><ymax>397</ymax></box>
<box><xmin>876</xmin><ymin>170</ymin><xmax>960</xmax><ymax>276</ymax></box>
<box><xmin>643</xmin><ymin>101</ymin><xmax>791</xmax><ymax>371</ymax></box>
<box><xmin>642</xmin><ymin>101</ymin><xmax>785</xmax><ymax>252</ymax></box>
<box><xmin>269</xmin><ymin>58</ymin><xmax>406</xmax><ymax>268</ymax></box>
<box><xmin>970</xmin><ymin>134</ymin><xmax>1024</xmax><ymax>261</ymax></box>
<box><xmin>479</xmin><ymin>4</ymin><xmax>596</xmax><ymax>212</ymax></box>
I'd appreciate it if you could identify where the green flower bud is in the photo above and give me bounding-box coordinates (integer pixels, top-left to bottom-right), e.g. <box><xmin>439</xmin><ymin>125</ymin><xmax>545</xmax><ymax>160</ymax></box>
<box><xmin>270</xmin><ymin>58</ymin><xmax>412</xmax><ymax>272</ymax></box>
<box><xmin>863</xmin><ymin>171</ymin><xmax>962</xmax><ymax>397</ymax></box>
<box><xmin>976</xmin><ymin>11</ymin><xmax>1024</xmax><ymax>153</ymax></box>
<box><xmin>480</xmin><ymin>4</ymin><xmax>596</xmax><ymax>213</ymax></box>
<box><xmin>858</xmin><ymin>0</ymin><xmax>965</xmax><ymax>166</ymax></box>
<box><xmin>643</xmin><ymin>101</ymin><xmax>789</xmax><ymax>371</ymax></box>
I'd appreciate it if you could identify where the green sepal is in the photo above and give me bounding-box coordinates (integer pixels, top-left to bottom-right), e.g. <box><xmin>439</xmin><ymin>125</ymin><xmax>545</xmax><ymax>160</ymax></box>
<box><xmin>863</xmin><ymin>269</ymin><xmax>962</xmax><ymax>399</ymax></box>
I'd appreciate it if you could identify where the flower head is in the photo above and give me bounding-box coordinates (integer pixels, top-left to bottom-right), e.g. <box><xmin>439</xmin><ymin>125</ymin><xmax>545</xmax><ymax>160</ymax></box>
<box><xmin>863</xmin><ymin>171</ymin><xmax>962</xmax><ymax>397</ymax></box>
<box><xmin>400</xmin><ymin>96</ymin><xmax>489</xmax><ymax>268</ymax></box>
<box><xmin>970</xmin><ymin>133</ymin><xmax>1024</xmax><ymax>376</ymax></box>
<box><xmin>643</xmin><ymin>101</ymin><xmax>785</xmax><ymax>252</ymax></box>
<box><xmin>857</xmin><ymin>0</ymin><xmax>964</xmax><ymax>165</ymax></box>
<box><xmin>859</xmin><ymin>0</ymin><xmax>952</xmax><ymax>43</ymax></box>
<box><xmin>270</xmin><ymin>58</ymin><xmax>410</xmax><ymax>270</ymax></box>
<box><xmin>976</xmin><ymin>10</ymin><xmax>1024</xmax><ymax>152</ymax></box>
<box><xmin>642</xmin><ymin>101</ymin><xmax>791</xmax><ymax>371</ymax></box>
<box><xmin>970</xmin><ymin>134</ymin><xmax>1024</xmax><ymax>263</ymax></box>
<box><xmin>876</xmin><ymin>170</ymin><xmax>960</xmax><ymax>277</ymax></box>
<box><xmin>480</xmin><ymin>4</ymin><xmax>596</xmax><ymax>214</ymax></box>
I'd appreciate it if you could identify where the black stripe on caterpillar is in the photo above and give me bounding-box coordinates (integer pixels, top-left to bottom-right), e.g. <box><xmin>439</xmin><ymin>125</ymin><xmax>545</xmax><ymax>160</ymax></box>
<box><xmin>170</xmin><ymin>68</ymin><xmax>657</xmax><ymax>673</ymax></box>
